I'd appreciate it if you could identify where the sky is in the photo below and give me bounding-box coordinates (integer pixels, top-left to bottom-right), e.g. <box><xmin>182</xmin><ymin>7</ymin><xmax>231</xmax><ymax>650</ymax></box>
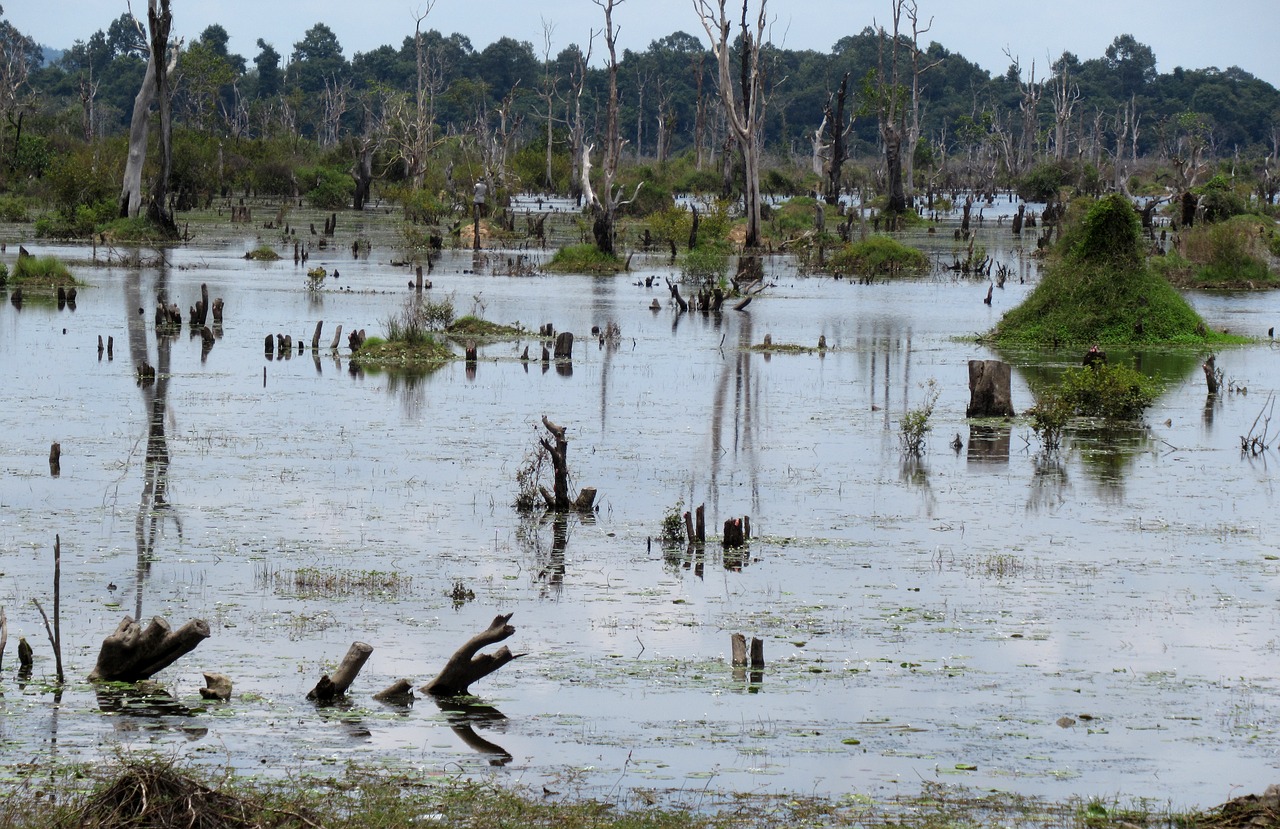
<box><xmin>13</xmin><ymin>0</ymin><xmax>1280</xmax><ymax>88</ymax></box>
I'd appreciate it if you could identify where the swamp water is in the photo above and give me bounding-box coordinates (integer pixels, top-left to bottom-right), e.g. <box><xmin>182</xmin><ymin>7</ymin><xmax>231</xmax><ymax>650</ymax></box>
<box><xmin>0</xmin><ymin>208</ymin><xmax>1279</xmax><ymax>808</ymax></box>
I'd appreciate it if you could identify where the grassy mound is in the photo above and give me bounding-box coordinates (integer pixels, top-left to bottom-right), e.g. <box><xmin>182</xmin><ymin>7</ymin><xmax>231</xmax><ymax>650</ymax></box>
<box><xmin>828</xmin><ymin>235</ymin><xmax>929</xmax><ymax>278</ymax></box>
<box><xmin>8</xmin><ymin>254</ymin><xmax>77</xmax><ymax>289</ymax></box>
<box><xmin>446</xmin><ymin>315</ymin><xmax>524</xmax><ymax>338</ymax></box>
<box><xmin>991</xmin><ymin>194</ymin><xmax>1242</xmax><ymax>346</ymax></box>
<box><xmin>545</xmin><ymin>243</ymin><xmax>626</xmax><ymax>274</ymax></box>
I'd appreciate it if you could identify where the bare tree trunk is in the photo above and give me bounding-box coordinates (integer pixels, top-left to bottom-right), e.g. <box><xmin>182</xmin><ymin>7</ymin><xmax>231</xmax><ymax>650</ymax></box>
<box><xmin>119</xmin><ymin>22</ymin><xmax>158</xmax><ymax>219</ymax></box>
<box><xmin>420</xmin><ymin>613</ymin><xmax>521</xmax><ymax>696</ymax></box>
<box><xmin>145</xmin><ymin>0</ymin><xmax>176</xmax><ymax>234</ymax></box>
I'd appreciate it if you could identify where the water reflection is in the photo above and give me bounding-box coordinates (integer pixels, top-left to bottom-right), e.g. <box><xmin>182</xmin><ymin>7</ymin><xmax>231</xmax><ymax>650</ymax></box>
<box><xmin>435</xmin><ymin>698</ymin><xmax>512</xmax><ymax>766</ymax></box>
<box><xmin>708</xmin><ymin>313</ymin><xmax>761</xmax><ymax>519</ymax></box>
<box><xmin>1026</xmin><ymin>451</ymin><xmax>1070</xmax><ymax>514</ymax></box>
<box><xmin>125</xmin><ymin>267</ymin><xmax>183</xmax><ymax>620</ymax></box>
<box><xmin>967</xmin><ymin>424</ymin><xmax>1012</xmax><ymax>465</ymax></box>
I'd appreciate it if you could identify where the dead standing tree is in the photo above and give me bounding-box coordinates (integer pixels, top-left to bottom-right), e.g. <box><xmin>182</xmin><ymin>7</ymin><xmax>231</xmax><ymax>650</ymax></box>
<box><xmin>584</xmin><ymin>0</ymin><xmax>641</xmax><ymax>256</ymax></box>
<box><xmin>693</xmin><ymin>0</ymin><xmax>769</xmax><ymax>249</ymax></box>
<box><xmin>119</xmin><ymin>0</ymin><xmax>180</xmax><ymax>233</ymax></box>
<box><xmin>537</xmin><ymin>415</ymin><xmax>597</xmax><ymax>512</ymax></box>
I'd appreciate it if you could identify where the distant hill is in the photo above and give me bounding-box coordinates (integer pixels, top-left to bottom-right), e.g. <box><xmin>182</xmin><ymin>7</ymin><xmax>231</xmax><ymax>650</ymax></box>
<box><xmin>39</xmin><ymin>45</ymin><xmax>64</xmax><ymax>67</ymax></box>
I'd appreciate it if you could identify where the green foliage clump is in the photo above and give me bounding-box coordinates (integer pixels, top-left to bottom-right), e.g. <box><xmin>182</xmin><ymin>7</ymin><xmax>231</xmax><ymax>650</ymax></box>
<box><xmin>246</xmin><ymin>244</ymin><xmax>281</xmax><ymax>261</ymax></box>
<box><xmin>0</xmin><ymin>262</ymin><xmax>8</xmax><ymax>287</ymax></box>
<box><xmin>1019</xmin><ymin>161</ymin><xmax>1070</xmax><ymax>203</ymax></box>
<box><xmin>1057</xmin><ymin>362</ymin><xmax>1160</xmax><ymax>422</ymax></box>
<box><xmin>0</xmin><ymin>195</ymin><xmax>30</xmax><ymax>222</ymax></box>
<box><xmin>899</xmin><ymin>379</ymin><xmax>939</xmax><ymax>455</ymax></box>
<box><xmin>616</xmin><ymin>167</ymin><xmax>671</xmax><ymax>217</ymax></box>
<box><xmin>546</xmin><ymin>243</ymin><xmax>625</xmax><ymax>274</ymax></box>
<box><xmin>1194</xmin><ymin>174</ymin><xmax>1247</xmax><ymax>223</ymax></box>
<box><xmin>401</xmin><ymin>188</ymin><xmax>452</xmax><ymax>225</ymax></box>
<box><xmin>829</xmin><ymin>235</ymin><xmax>929</xmax><ymax>278</ymax></box>
<box><xmin>1026</xmin><ymin>395</ymin><xmax>1072</xmax><ymax>450</ymax></box>
<box><xmin>11</xmin><ymin>255</ymin><xmax>74</xmax><ymax>287</ymax></box>
<box><xmin>385</xmin><ymin>293</ymin><xmax>454</xmax><ymax>344</ymax></box>
<box><xmin>1178</xmin><ymin>216</ymin><xmax>1276</xmax><ymax>286</ymax></box>
<box><xmin>680</xmin><ymin>246</ymin><xmax>730</xmax><ymax>283</ymax></box>
<box><xmin>101</xmin><ymin>216</ymin><xmax>172</xmax><ymax>242</ymax></box>
<box><xmin>661</xmin><ymin>500</ymin><xmax>686</xmax><ymax>545</ymax></box>
<box><xmin>302</xmin><ymin>165</ymin><xmax>353</xmax><ymax>210</ymax></box>
<box><xmin>993</xmin><ymin>195</ymin><xmax>1234</xmax><ymax>346</ymax></box>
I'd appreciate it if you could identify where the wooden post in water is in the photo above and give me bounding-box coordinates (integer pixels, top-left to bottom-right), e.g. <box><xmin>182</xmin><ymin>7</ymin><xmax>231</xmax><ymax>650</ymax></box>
<box><xmin>311</xmin><ymin>321</ymin><xmax>323</xmax><ymax>351</ymax></box>
<box><xmin>308</xmin><ymin>641</ymin><xmax>374</xmax><ymax>701</ymax></box>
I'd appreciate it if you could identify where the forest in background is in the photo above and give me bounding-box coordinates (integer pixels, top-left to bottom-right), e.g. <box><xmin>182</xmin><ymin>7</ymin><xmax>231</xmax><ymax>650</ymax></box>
<box><xmin>0</xmin><ymin>0</ymin><xmax>1277</xmax><ymax>240</ymax></box>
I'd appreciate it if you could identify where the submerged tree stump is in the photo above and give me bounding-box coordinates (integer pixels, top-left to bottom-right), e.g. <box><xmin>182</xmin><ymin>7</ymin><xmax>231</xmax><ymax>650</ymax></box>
<box><xmin>965</xmin><ymin>359</ymin><xmax>1014</xmax><ymax>417</ymax></box>
<box><xmin>200</xmin><ymin>672</ymin><xmax>233</xmax><ymax>701</ymax></box>
<box><xmin>88</xmin><ymin>616</ymin><xmax>211</xmax><ymax>682</ymax></box>
<box><xmin>308</xmin><ymin>641</ymin><xmax>374</xmax><ymax>701</ymax></box>
<box><xmin>420</xmin><ymin>613</ymin><xmax>522</xmax><ymax>697</ymax></box>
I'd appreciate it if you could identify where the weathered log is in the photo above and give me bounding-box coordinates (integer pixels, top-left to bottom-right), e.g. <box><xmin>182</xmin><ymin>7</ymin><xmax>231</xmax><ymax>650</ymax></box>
<box><xmin>49</xmin><ymin>442</ymin><xmax>60</xmax><ymax>477</ymax></box>
<box><xmin>211</xmin><ymin>297</ymin><xmax>224</xmax><ymax>323</ymax></box>
<box><xmin>330</xmin><ymin>324</ymin><xmax>343</xmax><ymax>350</ymax></box>
<box><xmin>373</xmin><ymin>678</ymin><xmax>415</xmax><ymax>702</ymax></box>
<box><xmin>0</xmin><ymin>605</ymin><xmax>6</xmax><ymax>672</ymax></box>
<box><xmin>17</xmin><ymin>636</ymin><xmax>32</xmax><ymax>669</ymax></box>
<box><xmin>311</xmin><ymin>321</ymin><xmax>323</xmax><ymax>350</ymax></box>
<box><xmin>965</xmin><ymin>359</ymin><xmax>1014</xmax><ymax>418</ymax></box>
<box><xmin>723</xmin><ymin>517</ymin><xmax>746</xmax><ymax>548</ymax></box>
<box><xmin>421</xmin><ymin>613</ymin><xmax>521</xmax><ymax>697</ymax></box>
<box><xmin>264</xmin><ymin>334</ymin><xmax>274</xmax><ymax>357</ymax></box>
<box><xmin>200</xmin><ymin>672</ymin><xmax>233</xmax><ymax>701</ymax></box>
<box><xmin>88</xmin><ymin>616</ymin><xmax>210</xmax><ymax>682</ymax></box>
<box><xmin>308</xmin><ymin>641</ymin><xmax>374</xmax><ymax>701</ymax></box>
<box><xmin>730</xmin><ymin>634</ymin><xmax>763</xmax><ymax>668</ymax></box>
<box><xmin>695</xmin><ymin>504</ymin><xmax>706</xmax><ymax>543</ymax></box>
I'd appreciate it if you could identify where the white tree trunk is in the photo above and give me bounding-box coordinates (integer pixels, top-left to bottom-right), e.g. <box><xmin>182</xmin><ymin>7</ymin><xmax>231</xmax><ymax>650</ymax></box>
<box><xmin>119</xmin><ymin>45</ymin><xmax>158</xmax><ymax>218</ymax></box>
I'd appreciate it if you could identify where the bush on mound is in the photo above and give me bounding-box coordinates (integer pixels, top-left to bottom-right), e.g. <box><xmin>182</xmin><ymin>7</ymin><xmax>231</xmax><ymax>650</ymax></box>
<box><xmin>991</xmin><ymin>194</ymin><xmax>1239</xmax><ymax>346</ymax></box>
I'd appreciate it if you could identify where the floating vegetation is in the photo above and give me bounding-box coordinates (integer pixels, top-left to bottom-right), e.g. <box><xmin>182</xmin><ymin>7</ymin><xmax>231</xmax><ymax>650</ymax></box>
<box><xmin>261</xmin><ymin>567</ymin><xmax>411</xmax><ymax>599</ymax></box>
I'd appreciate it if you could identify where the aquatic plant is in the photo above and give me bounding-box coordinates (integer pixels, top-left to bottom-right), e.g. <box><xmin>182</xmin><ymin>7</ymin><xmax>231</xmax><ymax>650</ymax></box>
<box><xmin>899</xmin><ymin>379</ymin><xmax>939</xmax><ymax>456</ymax></box>
<box><xmin>828</xmin><ymin>235</ymin><xmax>929</xmax><ymax>278</ymax></box>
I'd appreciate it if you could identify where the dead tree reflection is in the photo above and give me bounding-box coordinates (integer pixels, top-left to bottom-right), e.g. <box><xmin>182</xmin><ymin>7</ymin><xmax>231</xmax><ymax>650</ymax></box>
<box><xmin>435</xmin><ymin>697</ymin><xmax>512</xmax><ymax>766</ymax></box>
<box><xmin>708</xmin><ymin>312</ymin><xmax>761</xmax><ymax>521</ymax></box>
<box><xmin>125</xmin><ymin>268</ymin><xmax>183</xmax><ymax>621</ymax></box>
<box><xmin>1026</xmin><ymin>452</ymin><xmax>1069</xmax><ymax>514</ymax></box>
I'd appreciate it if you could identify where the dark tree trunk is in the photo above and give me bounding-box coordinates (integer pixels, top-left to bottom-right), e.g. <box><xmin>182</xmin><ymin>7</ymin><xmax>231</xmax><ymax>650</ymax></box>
<box><xmin>144</xmin><ymin>0</ymin><xmax>176</xmax><ymax>235</ymax></box>
<box><xmin>824</xmin><ymin>73</ymin><xmax>850</xmax><ymax>205</ymax></box>
<box><xmin>88</xmin><ymin>615</ymin><xmax>210</xmax><ymax>682</ymax></box>
<box><xmin>420</xmin><ymin>613</ymin><xmax>521</xmax><ymax>697</ymax></box>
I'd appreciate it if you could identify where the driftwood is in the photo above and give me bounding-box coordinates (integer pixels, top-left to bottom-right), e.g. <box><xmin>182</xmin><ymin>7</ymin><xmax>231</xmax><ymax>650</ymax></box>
<box><xmin>200</xmin><ymin>672</ymin><xmax>233</xmax><ymax>701</ymax></box>
<box><xmin>49</xmin><ymin>442</ymin><xmax>60</xmax><ymax>476</ymax></box>
<box><xmin>420</xmin><ymin>613</ymin><xmax>521</xmax><ymax>697</ymax></box>
<box><xmin>308</xmin><ymin>641</ymin><xmax>373</xmax><ymax>701</ymax></box>
<box><xmin>88</xmin><ymin>616</ymin><xmax>211</xmax><ymax>682</ymax></box>
<box><xmin>965</xmin><ymin>359</ymin><xmax>1014</xmax><ymax>417</ymax></box>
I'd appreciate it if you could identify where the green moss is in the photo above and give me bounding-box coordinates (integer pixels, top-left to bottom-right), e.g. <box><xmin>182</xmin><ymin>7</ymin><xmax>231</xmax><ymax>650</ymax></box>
<box><xmin>992</xmin><ymin>195</ymin><xmax>1242</xmax><ymax>346</ymax></box>
<box><xmin>546</xmin><ymin>243</ymin><xmax>626</xmax><ymax>274</ymax></box>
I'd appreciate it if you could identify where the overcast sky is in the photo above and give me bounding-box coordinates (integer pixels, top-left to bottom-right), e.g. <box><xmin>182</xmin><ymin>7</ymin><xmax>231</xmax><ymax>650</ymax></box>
<box><xmin>14</xmin><ymin>0</ymin><xmax>1280</xmax><ymax>87</ymax></box>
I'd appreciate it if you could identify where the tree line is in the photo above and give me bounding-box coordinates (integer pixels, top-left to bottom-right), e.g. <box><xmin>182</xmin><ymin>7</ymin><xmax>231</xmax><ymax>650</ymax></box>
<box><xmin>1</xmin><ymin>0</ymin><xmax>1277</xmax><ymax>237</ymax></box>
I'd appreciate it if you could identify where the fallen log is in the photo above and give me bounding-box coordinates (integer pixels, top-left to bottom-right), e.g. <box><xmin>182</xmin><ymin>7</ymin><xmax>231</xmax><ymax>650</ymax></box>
<box><xmin>420</xmin><ymin>613</ymin><xmax>522</xmax><ymax>697</ymax></box>
<box><xmin>88</xmin><ymin>616</ymin><xmax>210</xmax><ymax>682</ymax></box>
<box><xmin>200</xmin><ymin>672</ymin><xmax>233</xmax><ymax>701</ymax></box>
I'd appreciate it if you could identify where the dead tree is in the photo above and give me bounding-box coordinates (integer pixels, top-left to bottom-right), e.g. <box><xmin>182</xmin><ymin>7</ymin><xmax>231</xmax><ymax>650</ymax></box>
<box><xmin>88</xmin><ymin>616</ymin><xmax>210</xmax><ymax>682</ymax></box>
<box><xmin>419</xmin><ymin>613</ymin><xmax>521</xmax><ymax>697</ymax></box>
<box><xmin>536</xmin><ymin>416</ymin><xmax>597</xmax><ymax>512</ymax></box>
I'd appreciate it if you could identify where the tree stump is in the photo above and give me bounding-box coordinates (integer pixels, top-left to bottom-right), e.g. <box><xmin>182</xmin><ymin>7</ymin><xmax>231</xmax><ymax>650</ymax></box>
<box><xmin>554</xmin><ymin>331</ymin><xmax>573</xmax><ymax>360</ymax></box>
<box><xmin>200</xmin><ymin>672</ymin><xmax>233</xmax><ymax>701</ymax></box>
<box><xmin>538</xmin><ymin>416</ymin><xmax>572</xmax><ymax>511</ymax></box>
<box><xmin>373</xmin><ymin>679</ymin><xmax>415</xmax><ymax>703</ymax></box>
<box><xmin>965</xmin><ymin>359</ymin><xmax>1014</xmax><ymax>417</ymax></box>
<box><xmin>88</xmin><ymin>616</ymin><xmax>211</xmax><ymax>682</ymax></box>
<box><xmin>308</xmin><ymin>641</ymin><xmax>374</xmax><ymax>701</ymax></box>
<box><xmin>420</xmin><ymin>613</ymin><xmax>521</xmax><ymax>697</ymax></box>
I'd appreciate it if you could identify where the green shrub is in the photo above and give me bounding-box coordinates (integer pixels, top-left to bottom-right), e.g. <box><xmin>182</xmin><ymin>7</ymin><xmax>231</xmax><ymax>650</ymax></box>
<box><xmin>1019</xmin><ymin>161</ymin><xmax>1070</xmax><ymax>203</ymax></box>
<box><xmin>545</xmin><ymin>243</ymin><xmax>625</xmax><ymax>274</ymax></box>
<box><xmin>384</xmin><ymin>293</ymin><xmax>455</xmax><ymax>345</ymax></box>
<box><xmin>1180</xmin><ymin>216</ymin><xmax>1274</xmax><ymax>285</ymax></box>
<box><xmin>1195</xmin><ymin>174</ymin><xmax>1247</xmax><ymax>223</ymax></box>
<box><xmin>402</xmin><ymin>188</ymin><xmax>451</xmax><ymax>225</ymax></box>
<box><xmin>1058</xmin><ymin>363</ymin><xmax>1159</xmax><ymax>422</ymax></box>
<box><xmin>899</xmin><ymin>379</ymin><xmax>939</xmax><ymax>456</ymax></box>
<box><xmin>680</xmin><ymin>246</ymin><xmax>730</xmax><ymax>283</ymax></box>
<box><xmin>1026</xmin><ymin>394</ymin><xmax>1072</xmax><ymax>450</ymax></box>
<box><xmin>660</xmin><ymin>500</ymin><xmax>686</xmax><ymax>545</ymax></box>
<box><xmin>302</xmin><ymin>166</ymin><xmax>353</xmax><ymax>210</ymax></box>
<box><xmin>0</xmin><ymin>262</ymin><xmax>8</xmax><ymax>287</ymax></box>
<box><xmin>0</xmin><ymin>195</ymin><xmax>29</xmax><ymax>222</ymax></box>
<box><xmin>829</xmin><ymin>235</ymin><xmax>929</xmax><ymax>277</ymax></box>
